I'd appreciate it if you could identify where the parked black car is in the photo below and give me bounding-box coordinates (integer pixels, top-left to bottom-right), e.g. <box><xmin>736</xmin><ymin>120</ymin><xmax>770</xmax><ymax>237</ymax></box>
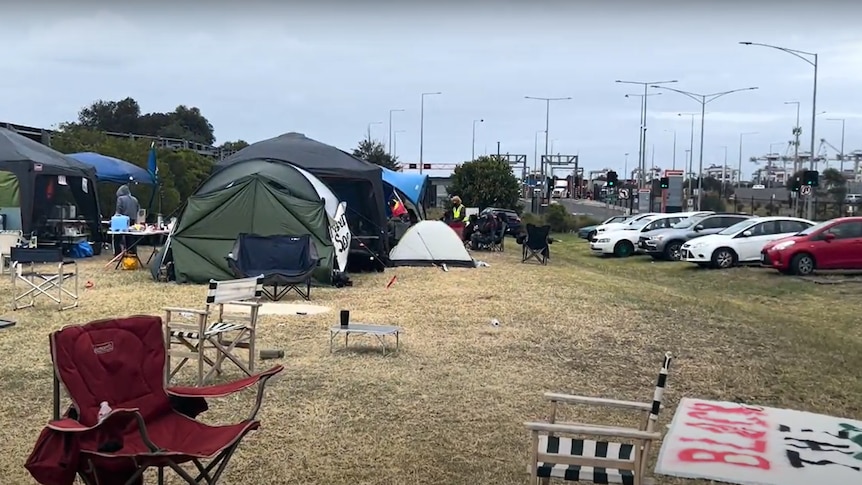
<box><xmin>480</xmin><ymin>208</ymin><xmax>522</xmax><ymax>236</ymax></box>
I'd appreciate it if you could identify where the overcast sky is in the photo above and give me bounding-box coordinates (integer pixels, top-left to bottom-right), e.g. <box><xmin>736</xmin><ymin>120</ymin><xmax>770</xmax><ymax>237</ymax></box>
<box><xmin>2</xmin><ymin>2</ymin><xmax>861</xmax><ymax>177</ymax></box>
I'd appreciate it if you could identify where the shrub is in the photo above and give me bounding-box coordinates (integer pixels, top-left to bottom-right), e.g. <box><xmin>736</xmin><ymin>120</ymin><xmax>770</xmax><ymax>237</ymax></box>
<box><xmin>523</xmin><ymin>204</ymin><xmax>601</xmax><ymax>234</ymax></box>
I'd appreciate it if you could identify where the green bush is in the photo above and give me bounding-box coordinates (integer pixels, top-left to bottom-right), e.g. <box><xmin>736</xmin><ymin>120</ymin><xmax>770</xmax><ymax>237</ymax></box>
<box><xmin>522</xmin><ymin>204</ymin><xmax>600</xmax><ymax>234</ymax></box>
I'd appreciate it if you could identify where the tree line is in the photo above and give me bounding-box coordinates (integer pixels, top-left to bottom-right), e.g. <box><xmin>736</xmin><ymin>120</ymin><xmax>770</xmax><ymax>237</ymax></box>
<box><xmin>51</xmin><ymin>97</ymin><xmax>523</xmax><ymax>217</ymax></box>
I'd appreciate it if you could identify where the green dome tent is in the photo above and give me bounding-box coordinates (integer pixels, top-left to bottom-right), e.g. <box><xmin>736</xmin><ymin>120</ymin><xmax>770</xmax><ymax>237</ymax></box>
<box><xmin>166</xmin><ymin>159</ymin><xmax>343</xmax><ymax>284</ymax></box>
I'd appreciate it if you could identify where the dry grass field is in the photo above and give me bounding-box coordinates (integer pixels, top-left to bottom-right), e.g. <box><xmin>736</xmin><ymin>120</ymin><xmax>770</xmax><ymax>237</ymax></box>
<box><xmin>1</xmin><ymin>236</ymin><xmax>861</xmax><ymax>485</ymax></box>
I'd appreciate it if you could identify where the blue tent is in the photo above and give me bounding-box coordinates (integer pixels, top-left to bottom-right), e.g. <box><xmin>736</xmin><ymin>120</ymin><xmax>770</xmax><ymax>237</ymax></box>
<box><xmin>381</xmin><ymin>167</ymin><xmax>428</xmax><ymax>207</ymax></box>
<box><xmin>68</xmin><ymin>152</ymin><xmax>154</xmax><ymax>185</ymax></box>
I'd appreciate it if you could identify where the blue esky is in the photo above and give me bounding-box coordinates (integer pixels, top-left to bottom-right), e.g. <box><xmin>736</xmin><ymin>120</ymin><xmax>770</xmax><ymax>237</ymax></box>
<box><xmin>2</xmin><ymin>2</ymin><xmax>861</xmax><ymax>177</ymax></box>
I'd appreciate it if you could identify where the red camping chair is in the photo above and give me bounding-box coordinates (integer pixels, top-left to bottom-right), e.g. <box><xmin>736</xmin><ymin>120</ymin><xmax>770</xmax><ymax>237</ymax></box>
<box><xmin>25</xmin><ymin>315</ymin><xmax>284</xmax><ymax>485</ymax></box>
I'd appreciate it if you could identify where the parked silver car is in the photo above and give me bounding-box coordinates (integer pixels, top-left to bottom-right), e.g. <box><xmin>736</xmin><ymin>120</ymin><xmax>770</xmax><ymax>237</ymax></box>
<box><xmin>638</xmin><ymin>213</ymin><xmax>753</xmax><ymax>260</ymax></box>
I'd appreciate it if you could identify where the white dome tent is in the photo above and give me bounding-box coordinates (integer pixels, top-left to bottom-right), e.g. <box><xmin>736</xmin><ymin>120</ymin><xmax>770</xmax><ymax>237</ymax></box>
<box><xmin>389</xmin><ymin>221</ymin><xmax>475</xmax><ymax>267</ymax></box>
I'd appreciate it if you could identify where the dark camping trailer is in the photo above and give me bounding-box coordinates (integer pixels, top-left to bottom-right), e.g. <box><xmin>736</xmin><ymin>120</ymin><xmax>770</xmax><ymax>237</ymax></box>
<box><xmin>163</xmin><ymin>159</ymin><xmax>342</xmax><ymax>285</ymax></box>
<box><xmin>218</xmin><ymin>133</ymin><xmax>388</xmax><ymax>259</ymax></box>
<box><xmin>0</xmin><ymin>128</ymin><xmax>102</xmax><ymax>250</ymax></box>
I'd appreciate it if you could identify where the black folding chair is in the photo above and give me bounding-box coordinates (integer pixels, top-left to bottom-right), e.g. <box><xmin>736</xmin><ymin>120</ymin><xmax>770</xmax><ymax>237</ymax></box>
<box><xmin>488</xmin><ymin>220</ymin><xmax>507</xmax><ymax>252</ymax></box>
<box><xmin>226</xmin><ymin>234</ymin><xmax>321</xmax><ymax>301</ymax></box>
<box><xmin>11</xmin><ymin>247</ymin><xmax>79</xmax><ymax>310</ymax></box>
<box><xmin>521</xmin><ymin>224</ymin><xmax>550</xmax><ymax>265</ymax></box>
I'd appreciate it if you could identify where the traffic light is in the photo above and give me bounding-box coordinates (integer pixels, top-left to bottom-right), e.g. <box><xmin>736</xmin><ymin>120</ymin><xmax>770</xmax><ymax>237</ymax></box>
<box><xmin>606</xmin><ymin>171</ymin><xmax>618</xmax><ymax>187</ymax></box>
<box><xmin>790</xmin><ymin>176</ymin><xmax>801</xmax><ymax>192</ymax></box>
<box><xmin>803</xmin><ymin>170</ymin><xmax>819</xmax><ymax>187</ymax></box>
<box><xmin>660</xmin><ymin>177</ymin><xmax>669</xmax><ymax>189</ymax></box>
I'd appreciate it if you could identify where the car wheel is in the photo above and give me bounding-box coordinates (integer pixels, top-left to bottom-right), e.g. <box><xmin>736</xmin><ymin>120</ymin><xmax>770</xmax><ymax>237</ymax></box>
<box><xmin>613</xmin><ymin>240</ymin><xmax>634</xmax><ymax>258</ymax></box>
<box><xmin>791</xmin><ymin>253</ymin><xmax>815</xmax><ymax>276</ymax></box>
<box><xmin>663</xmin><ymin>241</ymin><xmax>683</xmax><ymax>261</ymax></box>
<box><xmin>711</xmin><ymin>248</ymin><xmax>737</xmax><ymax>269</ymax></box>
<box><xmin>587</xmin><ymin>230</ymin><xmax>596</xmax><ymax>241</ymax></box>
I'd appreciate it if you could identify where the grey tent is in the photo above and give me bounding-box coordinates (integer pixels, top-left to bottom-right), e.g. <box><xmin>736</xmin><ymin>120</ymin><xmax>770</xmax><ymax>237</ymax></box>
<box><xmin>218</xmin><ymin>133</ymin><xmax>388</xmax><ymax>256</ymax></box>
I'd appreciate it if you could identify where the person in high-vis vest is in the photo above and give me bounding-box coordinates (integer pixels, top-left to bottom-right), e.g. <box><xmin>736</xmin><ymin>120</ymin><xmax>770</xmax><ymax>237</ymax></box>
<box><xmin>450</xmin><ymin>196</ymin><xmax>466</xmax><ymax>222</ymax></box>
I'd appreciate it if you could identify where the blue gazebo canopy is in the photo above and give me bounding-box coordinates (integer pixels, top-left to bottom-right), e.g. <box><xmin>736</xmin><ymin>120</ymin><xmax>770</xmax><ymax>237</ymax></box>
<box><xmin>68</xmin><ymin>152</ymin><xmax>154</xmax><ymax>185</ymax></box>
<box><xmin>381</xmin><ymin>167</ymin><xmax>428</xmax><ymax>206</ymax></box>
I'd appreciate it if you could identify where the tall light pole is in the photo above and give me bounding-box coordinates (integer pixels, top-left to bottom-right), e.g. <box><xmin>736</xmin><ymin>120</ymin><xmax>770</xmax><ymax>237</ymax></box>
<box><xmin>393</xmin><ymin>130</ymin><xmax>405</xmax><ymax>159</ymax></box>
<box><xmin>388</xmin><ymin>108</ymin><xmax>404</xmax><ymax>157</ymax></box>
<box><xmin>534</xmin><ymin>130</ymin><xmax>543</xmax><ymax>173</ymax></box>
<box><xmin>525</xmin><ymin>96</ymin><xmax>572</xmax><ymax>190</ymax></box>
<box><xmin>665</xmin><ymin>129</ymin><xmax>677</xmax><ymax>170</ymax></box>
<box><xmin>419</xmin><ymin>91</ymin><xmax>442</xmax><ymax>174</ymax></box>
<box><xmin>826</xmin><ymin>118</ymin><xmax>846</xmax><ymax>173</ymax></box>
<box><xmin>721</xmin><ymin>145</ymin><xmax>729</xmax><ymax>197</ymax></box>
<box><xmin>367</xmin><ymin>121</ymin><xmax>382</xmax><ymax>142</ymax></box>
<box><xmin>740</xmin><ymin>42</ymin><xmax>818</xmax><ymax>219</ymax></box>
<box><xmin>651</xmin><ymin>84</ymin><xmax>758</xmax><ymax>210</ymax></box>
<box><xmin>678</xmin><ymin>112</ymin><xmax>697</xmax><ymax>191</ymax></box>
<box><xmin>625</xmin><ymin>92</ymin><xmax>663</xmax><ymax>187</ymax></box>
<box><xmin>624</xmin><ymin>153</ymin><xmax>629</xmax><ymax>184</ymax></box>
<box><xmin>784</xmin><ymin>101</ymin><xmax>801</xmax><ymax>174</ymax></box>
<box><xmin>471</xmin><ymin>119</ymin><xmax>484</xmax><ymax>161</ymax></box>
<box><xmin>616</xmin><ymin>79</ymin><xmax>678</xmax><ymax>188</ymax></box>
<box><xmin>738</xmin><ymin>132</ymin><xmax>758</xmax><ymax>188</ymax></box>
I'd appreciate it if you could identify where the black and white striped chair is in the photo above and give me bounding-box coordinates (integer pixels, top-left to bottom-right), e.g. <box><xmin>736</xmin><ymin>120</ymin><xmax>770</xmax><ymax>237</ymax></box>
<box><xmin>525</xmin><ymin>352</ymin><xmax>672</xmax><ymax>485</ymax></box>
<box><xmin>163</xmin><ymin>275</ymin><xmax>264</xmax><ymax>386</ymax></box>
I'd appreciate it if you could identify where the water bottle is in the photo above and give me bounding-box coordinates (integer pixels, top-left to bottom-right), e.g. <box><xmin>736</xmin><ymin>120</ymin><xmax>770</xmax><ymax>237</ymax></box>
<box><xmin>98</xmin><ymin>401</ymin><xmax>112</xmax><ymax>422</ymax></box>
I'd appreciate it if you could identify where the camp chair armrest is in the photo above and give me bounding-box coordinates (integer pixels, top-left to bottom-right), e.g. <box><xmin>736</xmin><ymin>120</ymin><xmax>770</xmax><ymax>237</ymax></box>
<box><xmin>168</xmin><ymin>365</ymin><xmax>284</xmax><ymax>413</ymax></box>
<box><xmin>544</xmin><ymin>392</ymin><xmax>655</xmax><ymax>412</ymax></box>
<box><xmin>163</xmin><ymin>306</ymin><xmax>208</xmax><ymax>315</ymax></box>
<box><xmin>525</xmin><ymin>421</ymin><xmax>662</xmax><ymax>441</ymax></box>
<box><xmin>47</xmin><ymin>409</ymin><xmax>161</xmax><ymax>452</ymax></box>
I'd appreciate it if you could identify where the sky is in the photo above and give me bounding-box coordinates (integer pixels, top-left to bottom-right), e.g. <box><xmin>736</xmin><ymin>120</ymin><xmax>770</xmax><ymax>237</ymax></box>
<box><xmin>2</xmin><ymin>1</ymin><xmax>862</xmax><ymax>179</ymax></box>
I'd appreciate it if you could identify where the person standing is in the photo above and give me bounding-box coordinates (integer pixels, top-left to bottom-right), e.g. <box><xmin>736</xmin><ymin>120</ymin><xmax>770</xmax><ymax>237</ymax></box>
<box><xmin>450</xmin><ymin>196</ymin><xmax>466</xmax><ymax>222</ymax></box>
<box><xmin>113</xmin><ymin>185</ymin><xmax>140</xmax><ymax>256</ymax></box>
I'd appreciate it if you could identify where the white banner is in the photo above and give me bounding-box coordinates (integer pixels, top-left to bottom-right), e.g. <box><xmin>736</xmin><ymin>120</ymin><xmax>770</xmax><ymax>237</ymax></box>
<box><xmin>656</xmin><ymin>398</ymin><xmax>862</xmax><ymax>485</ymax></box>
<box><xmin>328</xmin><ymin>202</ymin><xmax>351</xmax><ymax>272</ymax></box>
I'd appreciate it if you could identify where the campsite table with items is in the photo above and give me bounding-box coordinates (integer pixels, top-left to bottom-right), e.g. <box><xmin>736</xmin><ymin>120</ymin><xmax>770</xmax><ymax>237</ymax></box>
<box><xmin>329</xmin><ymin>324</ymin><xmax>401</xmax><ymax>356</ymax></box>
<box><xmin>106</xmin><ymin>229</ymin><xmax>170</xmax><ymax>270</ymax></box>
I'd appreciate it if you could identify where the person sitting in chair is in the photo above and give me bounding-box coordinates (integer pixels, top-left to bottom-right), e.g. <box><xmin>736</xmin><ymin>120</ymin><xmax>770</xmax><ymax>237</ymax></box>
<box><xmin>462</xmin><ymin>214</ymin><xmax>479</xmax><ymax>243</ymax></box>
<box><xmin>470</xmin><ymin>212</ymin><xmax>498</xmax><ymax>250</ymax></box>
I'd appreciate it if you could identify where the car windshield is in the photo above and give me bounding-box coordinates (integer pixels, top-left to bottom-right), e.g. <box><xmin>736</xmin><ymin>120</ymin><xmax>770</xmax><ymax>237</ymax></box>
<box><xmin>795</xmin><ymin>220</ymin><xmax>831</xmax><ymax>236</ymax></box>
<box><xmin>717</xmin><ymin>219</ymin><xmax>756</xmax><ymax>236</ymax></box>
<box><xmin>671</xmin><ymin>217</ymin><xmax>700</xmax><ymax>229</ymax></box>
<box><xmin>628</xmin><ymin>219</ymin><xmax>652</xmax><ymax>230</ymax></box>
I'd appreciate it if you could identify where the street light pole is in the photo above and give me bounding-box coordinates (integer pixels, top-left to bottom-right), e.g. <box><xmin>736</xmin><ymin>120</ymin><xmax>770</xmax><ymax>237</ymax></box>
<box><xmin>827</xmin><ymin>118</ymin><xmax>846</xmax><ymax>173</ymax></box>
<box><xmin>534</xmin><ymin>130</ymin><xmax>543</xmax><ymax>173</ymax></box>
<box><xmin>393</xmin><ymin>130</ymin><xmax>405</xmax><ymax>159</ymax></box>
<box><xmin>367</xmin><ymin>121</ymin><xmax>382</xmax><ymax>142</ymax></box>
<box><xmin>651</xmin><ymin>84</ymin><xmax>758</xmax><ymax>210</ymax></box>
<box><xmin>525</xmin><ymin>96</ymin><xmax>572</xmax><ymax>192</ymax></box>
<box><xmin>784</xmin><ymin>101</ymin><xmax>801</xmax><ymax>175</ymax></box>
<box><xmin>740</xmin><ymin>41</ymin><xmax>818</xmax><ymax>219</ymax></box>
<box><xmin>738</xmin><ymin>132</ymin><xmax>758</xmax><ymax>189</ymax></box>
<box><xmin>472</xmin><ymin>119</ymin><xmax>484</xmax><ymax>161</ymax></box>
<box><xmin>665</xmin><ymin>130</ymin><xmax>677</xmax><ymax>170</ymax></box>
<box><xmin>624</xmin><ymin>152</ymin><xmax>629</xmax><ymax>184</ymax></box>
<box><xmin>388</xmin><ymin>109</ymin><xmax>404</xmax><ymax>157</ymax></box>
<box><xmin>625</xmin><ymin>93</ymin><xmax>663</xmax><ymax>187</ymax></box>
<box><xmin>616</xmin><ymin>79</ymin><xmax>678</xmax><ymax>188</ymax></box>
<box><xmin>419</xmin><ymin>92</ymin><xmax>442</xmax><ymax>174</ymax></box>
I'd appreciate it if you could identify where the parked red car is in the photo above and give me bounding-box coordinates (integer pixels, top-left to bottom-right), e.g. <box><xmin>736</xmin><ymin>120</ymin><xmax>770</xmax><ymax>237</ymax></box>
<box><xmin>761</xmin><ymin>216</ymin><xmax>862</xmax><ymax>275</ymax></box>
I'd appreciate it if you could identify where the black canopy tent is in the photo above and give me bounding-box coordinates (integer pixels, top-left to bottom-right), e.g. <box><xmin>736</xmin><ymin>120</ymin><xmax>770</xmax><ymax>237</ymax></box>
<box><xmin>0</xmin><ymin>128</ymin><xmax>102</xmax><ymax>247</ymax></box>
<box><xmin>217</xmin><ymin>132</ymin><xmax>389</xmax><ymax>256</ymax></box>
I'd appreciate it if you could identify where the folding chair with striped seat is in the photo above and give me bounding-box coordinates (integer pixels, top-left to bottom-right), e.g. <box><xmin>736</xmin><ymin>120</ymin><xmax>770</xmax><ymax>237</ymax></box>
<box><xmin>164</xmin><ymin>275</ymin><xmax>263</xmax><ymax>386</ymax></box>
<box><xmin>525</xmin><ymin>352</ymin><xmax>672</xmax><ymax>485</ymax></box>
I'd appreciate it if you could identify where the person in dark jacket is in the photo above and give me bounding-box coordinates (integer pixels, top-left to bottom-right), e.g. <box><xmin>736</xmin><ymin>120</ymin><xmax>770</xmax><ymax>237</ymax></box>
<box><xmin>470</xmin><ymin>212</ymin><xmax>498</xmax><ymax>249</ymax></box>
<box><xmin>113</xmin><ymin>185</ymin><xmax>140</xmax><ymax>256</ymax></box>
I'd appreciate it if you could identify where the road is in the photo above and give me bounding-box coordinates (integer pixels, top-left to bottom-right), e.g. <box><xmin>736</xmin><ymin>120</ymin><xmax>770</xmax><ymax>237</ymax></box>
<box><xmin>557</xmin><ymin>198</ymin><xmax>628</xmax><ymax>221</ymax></box>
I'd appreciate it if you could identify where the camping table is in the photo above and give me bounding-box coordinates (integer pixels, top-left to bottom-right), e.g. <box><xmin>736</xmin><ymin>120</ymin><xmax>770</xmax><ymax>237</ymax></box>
<box><xmin>329</xmin><ymin>324</ymin><xmax>401</xmax><ymax>356</ymax></box>
<box><xmin>106</xmin><ymin>230</ymin><xmax>170</xmax><ymax>270</ymax></box>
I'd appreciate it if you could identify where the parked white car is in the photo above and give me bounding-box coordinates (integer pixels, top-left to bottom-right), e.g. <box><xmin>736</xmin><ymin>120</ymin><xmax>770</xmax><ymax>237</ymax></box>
<box><xmin>593</xmin><ymin>213</ymin><xmax>658</xmax><ymax>238</ymax></box>
<box><xmin>591</xmin><ymin>213</ymin><xmax>690</xmax><ymax>257</ymax></box>
<box><xmin>680</xmin><ymin>216</ymin><xmax>815</xmax><ymax>269</ymax></box>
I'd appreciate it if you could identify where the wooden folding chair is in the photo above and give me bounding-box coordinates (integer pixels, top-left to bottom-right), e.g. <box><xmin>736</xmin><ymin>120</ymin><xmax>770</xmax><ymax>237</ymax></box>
<box><xmin>525</xmin><ymin>352</ymin><xmax>672</xmax><ymax>485</ymax></box>
<box><xmin>164</xmin><ymin>275</ymin><xmax>263</xmax><ymax>386</ymax></box>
